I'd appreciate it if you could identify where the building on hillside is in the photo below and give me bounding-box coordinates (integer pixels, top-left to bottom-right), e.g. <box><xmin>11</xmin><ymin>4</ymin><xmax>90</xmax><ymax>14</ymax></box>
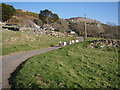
<box><xmin>0</xmin><ymin>21</ymin><xmax>6</xmax><ymax>25</ymax></box>
<box><xmin>67</xmin><ymin>30</ymin><xmax>76</xmax><ymax>34</ymax></box>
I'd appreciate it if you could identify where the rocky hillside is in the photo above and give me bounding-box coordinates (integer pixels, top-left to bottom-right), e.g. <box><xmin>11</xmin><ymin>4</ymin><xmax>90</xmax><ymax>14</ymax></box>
<box><xmin>7</xmin><ymin>9</ymin><xmax>39</xmax><ymax>27</ymax></box>
<box><xmin>66</xmin><ymin>17</ymin><xmax>101</xmax><ymax>25</ymax></box>
<box><xmin>66</xmin><ymin>17</ymin><xmax>119</xmax><ymax>38</ymax></box>
<box><xmin>5</xmin><ymin>9</ymin><xmax>119</xmax><ymax>39</ymax></box>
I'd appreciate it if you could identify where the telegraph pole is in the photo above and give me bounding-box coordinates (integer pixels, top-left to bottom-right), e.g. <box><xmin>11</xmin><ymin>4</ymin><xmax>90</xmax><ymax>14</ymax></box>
<box><xmin>84</xmin><ymin>13</ymin><xmax>87</xmax><ymax>40</ymax></box>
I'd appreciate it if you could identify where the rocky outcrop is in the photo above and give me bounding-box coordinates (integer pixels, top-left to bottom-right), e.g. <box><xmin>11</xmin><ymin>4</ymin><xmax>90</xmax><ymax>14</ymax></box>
<box><xmin>88</xmin><ymin>39</ymin><xmax>120</xmax><ymax>49</ymax></box>
<box><xmin>66</xmin><ymin>17</ymin><xmax>102</xmax><ymax>27</ymax></box>
<box><xmin>20</xmin><ymin>26</ymin><xmax>69</xmax><ymax>37</ymax></box>
<box><xmin>51</xmin><ymin>19</ymin><xmax>70</xmax><ymax>32</ymax></box>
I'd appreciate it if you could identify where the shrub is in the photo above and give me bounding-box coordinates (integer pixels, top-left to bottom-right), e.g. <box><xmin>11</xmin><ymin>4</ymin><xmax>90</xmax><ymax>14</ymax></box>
<box><xmin>2</xmin><ymin>3</ymin><xmax>15</xmax><ymax>22</ymax></box>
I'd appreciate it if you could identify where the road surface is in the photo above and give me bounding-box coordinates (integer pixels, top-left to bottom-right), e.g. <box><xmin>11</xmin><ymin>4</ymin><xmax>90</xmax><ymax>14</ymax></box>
<box><xmin>2</xmin><ymin>46</ymin><xmax>61</xmax><ymax>89</ymax></box>
<box><xmin>1</xmin><ymin>36</ymin><xmax>84</xmax><ymax>89</ymax></box>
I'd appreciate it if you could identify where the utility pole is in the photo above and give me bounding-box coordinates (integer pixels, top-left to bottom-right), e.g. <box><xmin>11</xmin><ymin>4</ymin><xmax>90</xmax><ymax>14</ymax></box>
<box><xmin>84</xmin><ymin>13</ymin><xmax>87</xmax><ymax>40</ymax></box>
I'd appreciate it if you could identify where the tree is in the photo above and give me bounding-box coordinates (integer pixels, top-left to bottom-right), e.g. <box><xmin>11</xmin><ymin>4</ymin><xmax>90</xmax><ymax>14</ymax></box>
<box><xmin>2</xmin><ymin>3</ymin><xmax>15</xmax><ymax>22</ymax></box>
<box><xmin>39</xmin><ymin>9</ymin><xmax>59</xmax><ymax>24</ymax></box>
<box><xmin>52</xmin><ymin>14</ymin><xmax>59</xmax><ymax>22</ymax></box>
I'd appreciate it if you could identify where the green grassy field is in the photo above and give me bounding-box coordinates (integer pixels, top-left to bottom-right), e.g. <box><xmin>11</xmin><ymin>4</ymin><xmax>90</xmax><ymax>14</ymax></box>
<box><xmin>11</xmin><ymin>40</ymin><xmax>119</xmax><ymax>88</ymax></box>
<box><xmin>2</xmin><ymin>29</ymin><xmax>74</xmax><ymax>55</ymax></box>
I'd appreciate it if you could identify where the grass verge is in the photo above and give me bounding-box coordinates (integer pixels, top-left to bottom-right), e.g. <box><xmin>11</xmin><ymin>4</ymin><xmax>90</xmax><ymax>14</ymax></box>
<box><xmin>2</xmin><ymin>29</ymin><xmax>74</xmax><ymax>55</ymax></box>
<box><xmin>11</xmin><ymin>40</ymin><xmax>119</xmax><ymax>88</ymax></box>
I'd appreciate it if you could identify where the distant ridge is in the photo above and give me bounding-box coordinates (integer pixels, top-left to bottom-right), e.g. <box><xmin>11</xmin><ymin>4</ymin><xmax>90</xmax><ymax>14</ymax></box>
<box><xmin>66</xmin><ymin>17</ymin><xmax>101</xmax><ymax>24</ymax></box>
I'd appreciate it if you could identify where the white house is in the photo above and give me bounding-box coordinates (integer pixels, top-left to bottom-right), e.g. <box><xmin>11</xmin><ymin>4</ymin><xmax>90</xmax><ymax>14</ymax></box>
<box><xmin>68</xmin><ymin>30</ymin><xmax>76</xmax><ymax>34</ymax></box>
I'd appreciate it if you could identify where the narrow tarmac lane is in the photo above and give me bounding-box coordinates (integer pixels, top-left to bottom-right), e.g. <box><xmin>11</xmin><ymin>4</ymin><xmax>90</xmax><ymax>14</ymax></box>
<box><xmin>2</xmin><ymin>46</ymin><xmax>61</xmax><ymax>89</ymax></box>
<box><xmin>1</xmin><ymin>36</ymin><xmax>84</xmax><ymax>89</ymax></box>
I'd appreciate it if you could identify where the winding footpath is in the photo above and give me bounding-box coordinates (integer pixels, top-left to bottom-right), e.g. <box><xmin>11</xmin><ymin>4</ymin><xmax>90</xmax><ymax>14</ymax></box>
<box><xmin>1</xmin><ymin>46</ymin><xmax>61</xmax><ymax>89</ymax></box>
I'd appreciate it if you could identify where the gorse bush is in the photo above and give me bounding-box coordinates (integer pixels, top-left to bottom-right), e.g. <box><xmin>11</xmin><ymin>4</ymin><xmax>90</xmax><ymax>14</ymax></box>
<box><xmin>2</xmin><ymin>3</ymin><xmax>15</xmax><ymax>22</ymax></box>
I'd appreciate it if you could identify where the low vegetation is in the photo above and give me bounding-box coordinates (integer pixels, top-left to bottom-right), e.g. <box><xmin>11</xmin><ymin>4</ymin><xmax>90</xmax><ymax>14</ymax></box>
<box><xmin>11</xmin><ymin>38</ymin><xmax>119</xmax><ymax>88</ymax></box>
<box><xmin>2</xmin><ymin>3</ymin><xmax>15</xmax><ymax>22</ymax></box>
<box><xmin>2</xmin><ymin>29</ymin><xmax>74</xmax><ymax>55</ymax></box>
<box><xmin>15</xmin><ymin>9</ymin><xmax>38</xmax><ymax>18</ymax></box>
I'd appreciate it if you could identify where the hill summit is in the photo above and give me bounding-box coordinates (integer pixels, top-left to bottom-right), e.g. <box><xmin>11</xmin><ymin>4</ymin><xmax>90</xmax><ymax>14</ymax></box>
<box><xmin>66</xmin><ymin>17</ymin><xmax>100</xmax><ymax>23</ymax></box>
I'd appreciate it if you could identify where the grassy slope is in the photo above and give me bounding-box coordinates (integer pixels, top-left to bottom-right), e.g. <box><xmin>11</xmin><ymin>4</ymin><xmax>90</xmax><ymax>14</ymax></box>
<box><xmin>8</xmin><ymin>9</ymin><xmax>39</xmax><ymax>25</ymax></box>
<box><xmin>2</xmin><ymin>29</ymin><xmax>74</xmax><ymax>55</ymax></box>
<box><xmin>12</xmin><ymin>40</ymin><xmax>119</xmax><ymax>88</ymax></box>
<box><xmin>15</xmin><ymin>9</ymin><xmax>38</xmax><ymax>18</ymax></box>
